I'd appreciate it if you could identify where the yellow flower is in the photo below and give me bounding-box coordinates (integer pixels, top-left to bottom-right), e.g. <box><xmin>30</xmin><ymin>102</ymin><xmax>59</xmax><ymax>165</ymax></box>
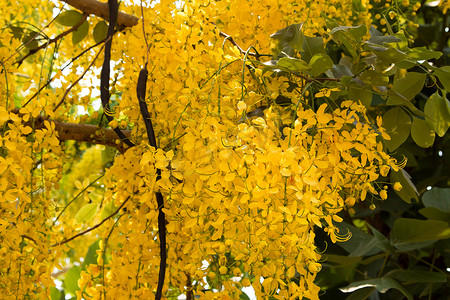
<box><xmin>393</xmin><ymin>182</ymin><xmax>402</xmax><ymax>191</ymax></box>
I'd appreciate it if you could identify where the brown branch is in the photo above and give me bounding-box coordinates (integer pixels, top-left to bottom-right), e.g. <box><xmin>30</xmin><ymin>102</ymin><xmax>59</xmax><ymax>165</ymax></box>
<box><xmin>11</xmin><ymin>109</ymin><xmax>131</xmax><ymax>153</ymax></box>
<box><xmin>48</xmin><ymin>118</ymin><xmax>131</xmax><ymax>153</ymax></box>
<box><xmin>60</xmin><ymin>0</ymin><xmax>139</xmax><ymax>29</ymax></box>
<box><xmin>51</xmin><ymin>196</ymin><xmax>130</xmax><ymax>247</ymax></box>
<box><xmin>14</xmin><ymin>14</ymin><xmax>88</xmax><ymax>66</ymax></box>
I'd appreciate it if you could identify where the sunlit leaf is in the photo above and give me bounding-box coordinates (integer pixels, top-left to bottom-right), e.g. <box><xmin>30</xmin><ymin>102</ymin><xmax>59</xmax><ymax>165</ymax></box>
<box><xmin>424</xmin><ymin>92</ymin><xmax>450</xmax><ymax>137</ymax></box>
<box><xmin>382</xmin><ymin>107</ymin><xmax>411</xmax><ymax>151</ymax></box>
<box><xmin>55</xmin><ymin>10</ymin><xmax>83</xmax><ymax>27</ymax></box>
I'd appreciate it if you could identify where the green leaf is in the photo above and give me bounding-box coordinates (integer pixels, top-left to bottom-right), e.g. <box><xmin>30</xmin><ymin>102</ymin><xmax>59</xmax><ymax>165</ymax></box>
<box><xmin>340</xmin><ymin>277</ymin><xmax>413</xmax><ymax>300</ymax></box>
<box><xmin>93</xmin><ymin>21</ymin><xmax>108</xmax><ymax>43</ymax></box>
<box><xmin>411</xmin><ymin>117</ymin><xmax>435</xmax><ymax>148</ymax></box>
<box><xmin>424</xmin><ymin>92</ymin><xmax>450</xmax><ymax>137</ymax></box>
<box><xmin>239</xmin><ymin>291</ymin><xmax>251</xmax><ymax>300</ymax></box>
<box><xmin>407</xmin><ymin>47</ymin><xmax>442</xmax><ymax>61</ymax></box>
<box><xmin>82</xmin><ymin>239</ymin><xmax>101</xmax><ymax>269</ymax></box>
<box><xmin>50</xmin><ymin>287</ymin><xmax>63</xmax><ymax>300</ymax></box>
<box><xmin>422</xmin><ymin>188</ymin><xmax>450</xmax><ymax>212</ymax></box>
<box><xmin>372</xmin><ymin>46</ymin><xmax>408</xmax><ymax>64</ymax></box>
<box><xmin>63</xmin><ymin>265</ymin><xmax>81</xmax><ymax>295</ymax></box>
<box><xmin>434</xmin><ymin>66</ymin><xmax>450</xmax><ymax>91</ymax></box>
<box><xmin>391</xmin><ymin>72</ymin><xmax>426</xmax><ymax>101</ymax></box>
<box><xmin>367</xmin><ymin>224</ymin><xmax>391</xmax><ymax>252</ymax></box>
<box><xmin>386</xmin><ymin>270</ymin><xmax>447</xmax><ymax>283</ymax></box>
<box><xmin>322</xmin><ymin>254</ymin><xmax>362</xmax><ymax>265</ymax></box>
<box><xmin>330</xmin><ymin>24</ymin><xmax>367</xmax><ymax>41</ymax></box>
<box><xmin>309</xmin><ymin>53</ymin><xmax>333</xmax><ymax>77</ymax></box>
<box><xmin>335</xmin><ymin>222</ymin><xmax>382</xmax><ymax>256</ymax></box>
<box><xmin>386</xmin><ymin>90</ymin><xmax>425</xmax><ymax>117</ymax></box>
<box><xmin>390</xmin><ymin>169</ymin><xmax>419</xmax><ymax>204</ymax></box>
<box><xmin>277</xmin><ymin>57</ymin><xmax>311</xmax><ymax>72</ymax></box>
<box><xmin>348</xmin><ymin>86</ymin><xmax>372</xmax><ymax>108</ymax></box>
<box><xmin>390</xmin><ymin>218</ymin><xmax>450</xmax><ymax>250</ymax></box>
<box><xmin>270</xmin><ymin>23</ymin><xmax>304</xmax><ymax>58</ymax></box>
<box><xmin>367</xmin><ymin>35</ymin><xmax>401</xmax><ymax>46</ymax></box>
<box><xmin>382</xmin><ymin>107</ymin><xmax>411</xmax><ymax>151</ymax></box>
<box><xmin>22</xmin><ymin>31</ymin><xmax>39</xmax><ymax>49</ymax></box>
<box><xmin>72</xmin><ymin>21</ymin><xmax>89</xmax><ymax>45</ymax></box>
<box><xmin>75</xmin><ymin>203</ymin><xmax>98</xmax><ymax>223</ymax></box>
<box><xmin>345</xmin><ymin>287</ymin><xmax>376</xmax><ymax>300</ymax></box>
<box><xmin>102</xmin><ymin>146</ymin><xmax>117</xmax><ymax>163</ymax></box>
<box><xmin>419</xmin><ymin>207</ymin><xmax>450</xmax><ymax>222</ymax></box>
<box><xmin>302</xmin><ymin>35</ymin><xmax>325</xmax><ymax>62</ymax></box>
<box><xmin>55</xmin><ymin>10</ymin><xmax>83</xmax><ymax>27</ymax></box>
<box><xmin>101</xmin><ymin>200</ymin><xmax>117</xmax><ymax>219</ymax></box>
<box><xmin>359</xmin><ymin>70</ymin><xmax>389</xmax><ymax>86</ymax></box>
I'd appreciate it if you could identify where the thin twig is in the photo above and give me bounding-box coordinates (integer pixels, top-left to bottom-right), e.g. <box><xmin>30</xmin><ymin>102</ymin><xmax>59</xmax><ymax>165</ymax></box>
<box><xmin>53</xmin><ymin>38</ymin><xmax>109</xmax><ymax>112</ymax></box>
<box><xmin>14</xmin><ymin>14</ymin><xmax>88</xmax><ymax>66</ymax></box>
<box><xmin>140</xmin><ymin>0</ymin><xmax>150</xmax><ymax>65</ymax></box>
<box><xmin>51</xmin><ymin>196</ymin><xmax>130</xmax><ymax>247</ymax></box>
<box><xmin>218</xmin><ymin>30</ymin><xmax>268</xmax><ymax>60</ymax></box>
<box><xmin>22</xmin><ymin>39</ymin><xmax>105</xmax><ymax>108</ymax></box>
<box><xmin>2</xmin><ymin>5</ymin><xmax>65</xmax><ymax>65</ymax></box>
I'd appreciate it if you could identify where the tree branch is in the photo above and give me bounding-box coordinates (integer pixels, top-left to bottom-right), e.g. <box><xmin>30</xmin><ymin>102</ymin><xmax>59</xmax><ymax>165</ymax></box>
<box><xmin>47</xmin><ymin>118</ymin><xmax>131</xmax><ymax>153</ymax></box>
<box><xmin>60</xmin><ymin>0</ymin><xmax>139</xmax><ymax>28</ymax></box>
<box><xmin>14</xmin><ymin>14</ymin><xmax>88</xmax><ymax>66</ymax></box>
<box><xmin>11</xmin><ymin>110</ymin><xmax>131</xmax><ymax>152</ymax></box>
<box><xmin>51</xmin><ymin>196</ymin><xmax>130</xmax><ymax>247</ymax></box>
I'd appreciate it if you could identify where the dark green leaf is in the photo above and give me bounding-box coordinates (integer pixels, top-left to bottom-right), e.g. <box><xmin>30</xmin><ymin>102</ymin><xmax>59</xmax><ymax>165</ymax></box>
<box><xmin>367</xmin><ymin>224</ymin><xmax>391</xmax><ymax>252</ymax></box>
<box><xmin>391</xmin><ymin>72</ymin><xmax>426</xmax><ymax>101</ymax></box>
<box><xmin>422</xmin><ymin>188</ymin><xmax>450</xmax><ymax>212</ymax></box>
<box><xmin>424</xmin><ymin>92</ymin><xmax>450</xmax><ymax>137</ymax></box>
<box><xmin>270</xmin><ymin>23</ymin><xmax>304</xmax><ymax>58</ymax></box>
<box><xmin>386</xmin><ymin>270</ymin><xmax>447</xmax><ymax>283</ymax></box>
<box><xmin>335</xmin><ymin>222</ymin><xmax>382</xmax><ymax>256</ymax></box>
<box><xmin>411</xmin><ymin>117</ymin><xmax>435</xmax><ymax>148</ymax></box>
<box><xmin>390</xmin><ymin>169</ymin><xmax>419</xmax><ymax>204</ymax></box>
<box><xmin>345</xmin><ymin>287</ymin><xmax>376</xmax><ymax>300</ymax></box>
<box><xmin>407</xmin><ymin>47</ymin><xmax>442</xmax><ymax>61</ymax></box>
<box><xmin>239</xmin><ymin>291</ymin><xmax>251</xmax><ymax>300</ymax></box>
<box><xmin>349</xmin><ymin>237</ymin><xmax>384</xmax><ymax>257</ymax></box>
<box><xmin>434</xmin><ymin>66</ymin><xmax>450</xmax><ymax>91</ymax></box>
<box><xmin>419</xmin><ymin>207</ymin><xmax>450</xmax><ymax>222</ymax></box>
<box><xmin>340</xmin><ymin>277</ymin><xmax>413</xmax><ymax>300</ymax></box>
<box><xmin>367</xmin><ymin>35</ymin><xmax>401</xmax><ymax>46</ymax></box>
<box><xmin>372</xmin><ymin>47</ymin><xmax>408</xmax><ymax>64</ymax></box>
<box><xmin>323</xmin><ymin>254</ymin><xmax>362</xmax><ymax>265</ymax></box>
<box><xmin>359</xmin><ymin>70</ymin><xmax>389</xmax><ymax>86</ymax></box>
<box><xmin>382</xmin><ymin>107</ymin><xmax>411</xmax><ymax>151</ymax></box>
<box><xmin>309</xmin><ymin>53</ymin><xmax>333</xmax><ymax>76</ymax></box>
<box><xmin>93</xmin><ymin>21</ymin><xmax>108</xmax><ymax>44</ymax></box>
<box><xmin>326</xmin><ymin>64</ymin><xmax>353</xmax><ymax>79</ymax></box>
<box><xmin>277</xmin><ymin>57</ymin><xmax>310</xmax><ymax>72</ymax></box>
<box><xmin>386</xmin><ymin>90</ymin><xmax>425</xmax><ymax>117</ymax></box>
<box><xmin>348</xmin><ymin>86</ymin><xmax>372</xmax><ymax>108</ymax></box>
<box><xmin>75</xmin><ymin>202</ymin><xmax>98</xmax><ymax>223</ymax></box>
<box><xmin>72</xmin><ymin>21</ymin><xmax>89</xmax><ymax>45</ymax></box>
<box><xmin>101</xmin><ymin>200</ymin><xmax>117</xmax><ymax>219</ymax></box>
<box><xmin>22</xmin><ymin>31</ymin><xmax>40</xmax><ymax>49</ymax></box>
<box><xmin>55</xmin><ymin>10</ymin><xmax>83</xmax><ymax>27</ymax></box>
<box><xmin>330</xmin><ymin>25</ymin><xmax>367</xmax><ymax>41</ymax></box>
<box><xmin>391</xmin><ymin>218</ymin><xmax>450</xmax><ymax>249</ymax></box>
<box><xmin>302</xmin><ymin>35</ymin><xmax>325</xmax><ymax>62</ymax></box>
<box><xmin>63</xmin><ymin>265</ymin><xmax>81</xmax><ymax>295</ymax></box>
